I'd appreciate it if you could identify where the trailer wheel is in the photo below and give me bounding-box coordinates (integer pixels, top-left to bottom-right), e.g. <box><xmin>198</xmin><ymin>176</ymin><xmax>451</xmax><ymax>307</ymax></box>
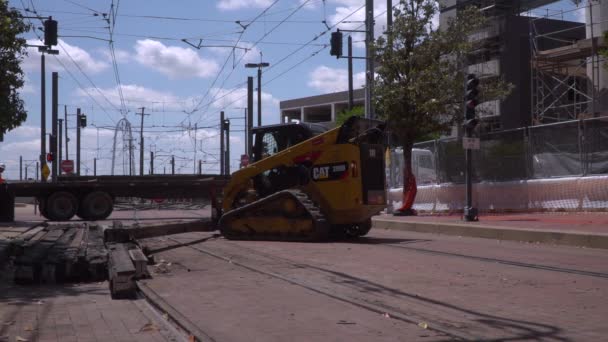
<box><xmin>46</xmin><ymin>191</ymin><xmax>78</xmax><ymax>221</ymax></box>
<box><xmin>80</xmin><ymin>191</ymin><xmax>113</xmax><ymax>221</ymax></box>
<box><xmin>38</xmin><ymin>198</ymin><xmax>50</xmax><ymax>220</ymax></box>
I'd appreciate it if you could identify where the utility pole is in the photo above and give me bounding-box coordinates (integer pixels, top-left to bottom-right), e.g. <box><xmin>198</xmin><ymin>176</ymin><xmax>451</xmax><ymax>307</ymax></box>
<box><xmin>76</xmin><ymin>108</ymin><xmax>81</xmax><ymax>176</ymax></box>
<box><xmin>35</xmin><ymin>162</ymin><xmax>39</xmax><ymax>181</ymax></box>
<box><xmin>198</xmin><ymin>159</ymin><xmax>202</xmax><ymax>175</ymax></box>
<box><xmin>64</xmin><ymin>105</ymin><xmax>69</xmax><ymax>160</ymax></box>
<box><xmin>193</xmin><ymin>123</ymin><xmax>197</xmax><ymax>174</ymax></box>
<box><xmin>387</xmin><ymin>0</ymin><xmax>392</xmax><ymax>28</ymax></box>
<box><xmin>171</xmin><ymin>155</ymin><xmax>175</xmax><ymax>175</ymax></box>
<box><xmin>224</xmin><ymin>119</ymin><xmax>230</xmax><ymax>175</ymax></box>
<box><xmin>58</xmin><ymin>118</ymin><xmax>63</xmax><ymax>167</ymax></box>
<box><xmin>150</xmin><ymin>151</ymin><xmax>154</xmax><ymax>175</ymax></box>
<box><xmin>220</xmin><ymin>111</ymin><xmax>225</xmax><ymax>175</ymax></box>
<box><xmin>40</xmin><ymin>53</ymin><xmax>46</xmax><ymax>182</ymax></box>
<box><xmin>365</xmin><ymin>0</ymin><xmax>375</xmax><ymax>119</ymax></box>
<box><xmin>247</xmin><ymin>77</ymin><xmax>254</xmax><ymax>157</ymax></box>
<box><xmin>51</xmin><ymin>72</ymin><xmax>59</xmax><ymax>182</ymax></box>
<box><xmin>19</xmin><ymin>156</ymin><xmax>22</xmax><ymax>181</ymax></box>
<box><xmin>93</xmin><ymin>158</ymin><xmax>97</xmax><ymax>176</ymax></box>
<box><xmin>245</xmin><ymin>60</ymin><xmax>270</xmax><ymax>127</ymax></box>
<box><xmin>31</xmin><ymin>17</ymin><xmax>59</xmax><ymax>182</ymax></box>
<box><xmin>136</xmin><ymin>107</ymin><xmax>149</xmax><ymax>176</ymax></box>
<box><xmin>348</xmin><ymin>36</ymin><xmax>354</xmax><ymax>110</ymax></box>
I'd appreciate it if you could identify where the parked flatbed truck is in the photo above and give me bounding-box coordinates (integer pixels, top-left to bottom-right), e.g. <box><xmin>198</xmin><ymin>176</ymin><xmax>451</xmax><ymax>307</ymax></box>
<box><xmin>2</xmin><ymin>174</ymin><xmax>229</xmax><ymax>222</ymax></box>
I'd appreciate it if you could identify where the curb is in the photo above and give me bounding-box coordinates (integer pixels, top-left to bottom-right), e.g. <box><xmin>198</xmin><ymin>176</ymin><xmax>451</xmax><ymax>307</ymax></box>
<box><xmin>137</xmin><ymin>281</ymin><xmax>216</xmax><ymax>342</ymax></box>
<box><xmin>372</xmin><ymin>217</ymin><xmax>608</xmax><ymax>250</ymax></box>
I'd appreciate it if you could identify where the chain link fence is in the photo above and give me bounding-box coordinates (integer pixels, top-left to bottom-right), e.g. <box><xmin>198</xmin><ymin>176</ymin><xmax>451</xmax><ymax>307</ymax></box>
<box><xmin>387</xmin><ymin>117</ymin><xmax>608</xmax><ymax>211</ymax></box>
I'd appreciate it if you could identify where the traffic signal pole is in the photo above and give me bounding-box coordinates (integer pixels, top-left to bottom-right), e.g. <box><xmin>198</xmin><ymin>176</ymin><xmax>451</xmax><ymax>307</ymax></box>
<box><xmin>463</xmin><ymin>74</ymin><xmax>479</xmax><ymax>222</ymax></box>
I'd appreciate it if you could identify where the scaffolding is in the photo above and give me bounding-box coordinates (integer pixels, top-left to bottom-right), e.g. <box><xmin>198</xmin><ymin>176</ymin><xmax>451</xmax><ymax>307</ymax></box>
<box><xmin>530</xmin><ymin>1</ymin><xmax>607</xmax><ymax>125</ymax></box>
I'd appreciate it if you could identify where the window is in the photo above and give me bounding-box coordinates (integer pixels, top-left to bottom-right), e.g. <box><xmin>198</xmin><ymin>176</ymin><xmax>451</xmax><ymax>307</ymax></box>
<box><xmin>262</xmin><ymin>132</ymin><xmax>279</xmax><ymax>159</ymax></box>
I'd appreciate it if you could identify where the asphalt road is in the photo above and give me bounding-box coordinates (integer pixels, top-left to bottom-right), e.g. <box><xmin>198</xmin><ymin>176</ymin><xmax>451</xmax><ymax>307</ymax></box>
<box><xmin>138</xmin><ymin>228</ymin><xmax>608</xmax><ymax>342</ymax></box>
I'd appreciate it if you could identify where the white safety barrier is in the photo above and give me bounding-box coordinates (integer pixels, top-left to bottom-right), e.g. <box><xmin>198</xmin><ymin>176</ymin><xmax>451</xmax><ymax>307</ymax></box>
<box><xmin>388</xmin><ymin>175</ymin><xmax>608</xmax><ymax>212</ymax></box>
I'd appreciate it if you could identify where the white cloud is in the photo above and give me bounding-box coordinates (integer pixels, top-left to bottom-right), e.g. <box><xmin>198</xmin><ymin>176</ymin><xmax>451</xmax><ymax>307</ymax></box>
<box><xmin>134</xmin><ymin>39</ymin><xmax>219</xmax><ymax>79</ymax></box>
<box><xmin>308</xmin><ymin>66</ymin><xmax>365</xmax><ymax>93</ymax></box>
<box><xmin>3</xmin><ymin>125</ymin><xmax>41</xmax><ymax>140</ymax></box>
<box><xmin>74</xmin><ymin>84</ymin><xmax>192</xmax><ymax>113</ymax></box>
<box><xmin>20</xmin><ymin>82</ymin><xmax>36</xmax><ymax>95</ymax></box>
<box><xmin>100</xmin><ymin>48</ymin><xmax>131</xmax><ymax>63</ymax></box>
<box><xmin>23</xmin><ymin>39</ymin><xmax>108</xmax><ymax>74</ymax></box>
<box><xmin>217</xmin><ymin>0</ymin><xmax>274</xmax><ymax>10</ymax></box>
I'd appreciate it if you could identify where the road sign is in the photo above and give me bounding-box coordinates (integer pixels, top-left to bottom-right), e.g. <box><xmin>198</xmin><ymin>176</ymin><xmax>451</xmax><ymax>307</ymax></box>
<box><xmin>462</xmin><ymin>137</ymin><xmax>480</xmax><ymax>150</ymax></box>
<box><xmin>240</xmin><ymin>154</ymin><xmax>250</xmax><ymax>167</ymax></box>
<box><xmin>41</xmin><ymin>163</ymin><xmax>50</xmax><ymax>181</ymax></box>
<box><xmin>61</xmin><ymin>160</ymin><xmax>74</xmax><ymax>174</ymax></box>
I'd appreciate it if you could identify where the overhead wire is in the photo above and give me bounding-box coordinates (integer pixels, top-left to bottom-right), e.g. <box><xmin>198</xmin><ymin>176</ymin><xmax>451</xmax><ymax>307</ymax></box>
<box><xmin>193</xmin><ymin>0</ymin><xmax>315</xmax><ymax>126</ymax></box>
<box><xmin>19</xmin><ymin>0</ymin><xmax>118</xmax><ymax>124</ymax></box>
<box><xmin>107</xmin><ymin>0</ymin><xmax>128</xmax><ymax>116</ymax></box>
<box><xmin>184</xmin><ymin>0</ymin><xmax>284</xmax><ymax>130</ymax></box>
<box><xmin>196</xmin><ymin>2</ymin><xmax>368</xmax><ymax>125</ymax></box>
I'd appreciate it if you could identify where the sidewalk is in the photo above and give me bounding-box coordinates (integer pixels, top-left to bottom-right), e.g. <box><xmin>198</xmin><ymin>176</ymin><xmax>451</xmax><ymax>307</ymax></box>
<box><xmin>372</xmin><ymin>212</ymin><xmax>608</xmax><ymax>249</ymax></box>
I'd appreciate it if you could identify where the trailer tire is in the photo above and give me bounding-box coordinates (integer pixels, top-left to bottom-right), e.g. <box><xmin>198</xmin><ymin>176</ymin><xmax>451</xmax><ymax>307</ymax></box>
<box><xmin>80</xmin><ymin>191</ymin><xmax>113</xmax><ymax>221</ymax></box>
<box><xmin>38</xmin><ymin>198</ymin><xmax>50</xmax><ymax>220</ymax></box>
<box><xmin>46</xmin><ymin>191</ymin><xmax>78</xmax><ymax>221</ymax></box>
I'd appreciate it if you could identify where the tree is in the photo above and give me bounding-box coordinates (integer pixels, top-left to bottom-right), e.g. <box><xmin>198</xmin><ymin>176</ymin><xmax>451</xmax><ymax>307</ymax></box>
<box><xmin>335</xmin><ymin>105</ymin><xmax>364</xmax><ymax>126</ymax></box>
<box><xmin>374</xmin><ymin>0</ymin><xmax>511</xmax><ymax>214</ymax></box>
<box><xmin>0</xmin><ymin>1</ymin><xmax>29</xmax><ymax>141</ymax></box>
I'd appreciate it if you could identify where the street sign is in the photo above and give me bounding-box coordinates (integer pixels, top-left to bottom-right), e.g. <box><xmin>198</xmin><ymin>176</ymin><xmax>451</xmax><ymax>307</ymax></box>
<box><xmin>41</xmin><ymin>163</ymin><xmax>50</xmax><ymax>181</ymax></box>
<box><xmin>462</xmin><ymin>137</ymin><xmax>480</xmax><ymax>150</ymax></box>
<box><xmin>61</xmin><ymin>160</ymin><xmax>74</xmax><ymax>174</ymax></box>
<box><xmin>240</xmin><ymin>154</ymin><xmax>250</xmax><ymax>167</ymax></box>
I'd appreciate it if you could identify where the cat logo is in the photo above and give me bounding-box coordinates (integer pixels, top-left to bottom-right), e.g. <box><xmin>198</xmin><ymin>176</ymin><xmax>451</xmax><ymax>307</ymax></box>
<box><xmin>312</xmin><ymin>166</ymin><xmax>330</xmax><ymax>180</ymax></box>
<box><xmin>311</xmin><ymin>162</ymin><xmax>348</xmax><ymax>181</ymax></box>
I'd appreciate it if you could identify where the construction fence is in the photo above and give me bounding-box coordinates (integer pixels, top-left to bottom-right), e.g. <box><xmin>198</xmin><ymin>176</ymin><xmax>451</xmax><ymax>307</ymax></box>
<box><xmin>386</xmin><ymin>117</ymin><xmax>608</xmax><ymax>212</ymax></box>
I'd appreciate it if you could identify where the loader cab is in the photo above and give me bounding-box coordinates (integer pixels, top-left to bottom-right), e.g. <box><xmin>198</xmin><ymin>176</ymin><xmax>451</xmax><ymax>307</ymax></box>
<box><xmin>252</xmin><ymin>123</ymin><xmax>327</xmax><ymax>162</ymax></box>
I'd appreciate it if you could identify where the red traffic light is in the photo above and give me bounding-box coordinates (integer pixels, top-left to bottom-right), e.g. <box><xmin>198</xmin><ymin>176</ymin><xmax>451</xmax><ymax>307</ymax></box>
<box><xmin>46</xmin><ymin>152</ymin><xmax>55</xmax><ymax>162</ymax></box>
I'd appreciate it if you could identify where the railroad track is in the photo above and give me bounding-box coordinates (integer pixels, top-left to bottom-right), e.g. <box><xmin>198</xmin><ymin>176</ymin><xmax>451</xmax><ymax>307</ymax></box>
<box><xmin>158</xmin><ymin>236</ymin><xmax>566</xmax><ymax>342</ymax></box>
<box><xmin>362</xmin><ymin>240</ymin><xmax>608</xmax><ymax>279</ymax></box>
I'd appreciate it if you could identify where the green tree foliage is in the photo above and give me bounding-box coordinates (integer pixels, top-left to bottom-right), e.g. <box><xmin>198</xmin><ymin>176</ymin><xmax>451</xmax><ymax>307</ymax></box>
<box><xmin>0</xmin><ymin>1</ymin><xmax>29</xmax><ymax>140</ymax></box>
<box><xmin>374</xmin><ymin>0</ymin><xmax>511</xmax><ymax>184</ymax></box>
<box><xmin>335</xmin><ymin>105</ymin><xmax>364</xmax><ymax>125</ymax></box>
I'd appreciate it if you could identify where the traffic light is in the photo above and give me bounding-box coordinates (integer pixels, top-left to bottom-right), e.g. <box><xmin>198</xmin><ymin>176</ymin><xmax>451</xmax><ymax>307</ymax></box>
<box><xmin>46</xmin><ymin>152</ymin><xmax>55</xmax><ymax>163</ymax></box>
<box><xmin>465</xmin><ymin>74</ymin><xmax>479</xmax><ymax>120</ymax></box>
<box><xmin>330</xmin><ymin>31</ymin><xmax>343</xmax><ymax>58</ymax></box>
<box><xmin>79</xmin><ymin>114</ymin><xmax>87</xmax><ymax>128</ymax></box>
<box><xmin>44</xmin><ymin>18</ymin><xmax>58</xmax><ymax>46</ymax></box>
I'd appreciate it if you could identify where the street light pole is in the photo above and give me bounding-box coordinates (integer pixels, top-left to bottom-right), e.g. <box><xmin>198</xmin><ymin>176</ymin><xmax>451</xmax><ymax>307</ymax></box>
<box><xmin>245</xmin><ymin>62</ymin><xmax>270</xmax><ymax>127</ymax></box>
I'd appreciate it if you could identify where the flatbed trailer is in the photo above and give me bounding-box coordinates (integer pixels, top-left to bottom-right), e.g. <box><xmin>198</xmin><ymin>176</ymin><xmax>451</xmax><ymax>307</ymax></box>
<box><xmin>2</xmin><ymin>174</ymin><xmax>229</xmax><ymax>222</ymax></box>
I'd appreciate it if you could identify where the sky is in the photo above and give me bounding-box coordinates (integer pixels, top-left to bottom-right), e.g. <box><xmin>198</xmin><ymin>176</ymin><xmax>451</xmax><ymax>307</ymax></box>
<box><xmin>1</xmin><ymin>0</ymin><xmax>586</xmax><ymax>180</ymax></box>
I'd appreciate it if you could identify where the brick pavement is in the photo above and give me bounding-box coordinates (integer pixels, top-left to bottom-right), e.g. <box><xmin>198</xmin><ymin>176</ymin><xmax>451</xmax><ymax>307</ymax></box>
<box><xmin>384</xmin><ymin>212</ymin><xmax>608</xmax><ymax>234</ymax></box>
<box><xmin>0</xmin><ymin>280</ymin><xmax>176</xmax><ymax>342</ymax></box>
<box><xmin>374</xmin><ymin>212</ymin><xmax>608</xmax><ymax>249</ymax></box>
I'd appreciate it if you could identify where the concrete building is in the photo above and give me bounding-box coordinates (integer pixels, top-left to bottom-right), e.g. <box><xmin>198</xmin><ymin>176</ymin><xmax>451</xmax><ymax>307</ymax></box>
<box><xmin>279</xmin><ymin>0</ymin><xmax>606</xmax><ymax>131</ymax></box>
<box><xmin>280</xmin><ymin>88</ymin><xmax>365</xmax><ymax>124</ymax></box>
